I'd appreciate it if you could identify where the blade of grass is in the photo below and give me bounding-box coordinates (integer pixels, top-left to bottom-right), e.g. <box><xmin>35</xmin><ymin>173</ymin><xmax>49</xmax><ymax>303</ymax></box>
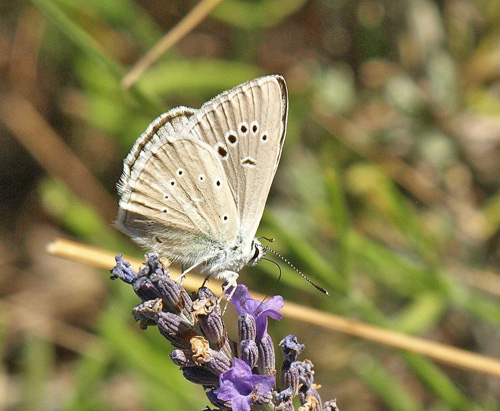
<box><xmin>32</xmin><ymin>0</ymin><xmax>121</xmax><ymax>77</ymax></box>
<box><xmin>21</xmin><ymin>336</ymin><xmax>55</xmax><ymax>410</ymax></box>
<box><xmin>264</xmin><ymin>211</ymin><xmax>347</xmax><ymax>294</ymax></box>
<box><xmin>324</xmin><ymin>166</ymin><xmax>352</xmax><ymax>283</ymax></box>
<box><xmin>55</xmin><ymin>0</ymin><xmax>163</xmax><ymax>48</ymax></box>
<box><xmin>392</xmin><ymin>292</ymin><xmax>447</xmax><ymax>335</ymax></box>
<box><xmin>354</xmin><ymin>355</ymin><xmax>421</xmax><ymax>411</ymax></box>
<box><xmin>31</xmin><ymin>0</ymin><xmax>162</xmax><ymax>112</ymax></box>
<box><xmin>403</xmin><ymin>353</ymin><xmax>483</xmax><ymax>411</ymax></box>
<box><xmin>63</xmin><ymin>343</ymin><xmax>113</xmax><ymax>411</ymax></box>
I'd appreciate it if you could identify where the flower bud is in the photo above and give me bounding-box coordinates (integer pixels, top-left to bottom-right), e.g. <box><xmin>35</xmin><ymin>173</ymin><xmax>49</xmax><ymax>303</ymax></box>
<box><xmin>298</xmin><ymin>394</ymin><xmax>321</xmax><ymax>411</ymax></box>
<box><xmin>206</xmin><ymin>389</ymin><xmax>232</xmax><ymax>410</ymax></box>
<box><xmin>239</xmin><ymin>339</ymin><xmax>258</xmax><ymax>369</ymax></box>
<box><xmin>170</xmin><ymin>349</ymin><xmax>195</xmax><ymax>367</ymax></box>
<box><xmin>193</xmin><ymin>296</ymin><xmax>228</xmax><ymax>352</ymax></box>
<box><xmin>157</xmin><ymin>311</ymin><xmax>196</xmax><ymax>348</ymax></box>
<box><xmin>238</xmin><ymin>313</ymin><xmax>256</xmax><ymax>343</ymax></box>
<box><xmin>257</xmin><ymin>333</ymin><xmax>275</xmax><ymax>376</ymax></box>
<box><xmin>323</xmin><ymin>399</ymin><xmax>340</xmax><ymax>411</ymax></box>
<box><xmin>132</xmin><ymin>299</ymin><xmax>162</xmax><ymax>328</ymax></box>
<box><xmin>280</xmin><ymin>334</ymin><xmax>305</xmax><ymax>362</ymax></box>
<box><xmin>182</xmin><ymin>366</ymin><xmax>219</xmax><ymax>386</ymax></box>
<box><xmin>110</xmin><ymin>254</ymin><xmax>137</xmax><ymax>283</ymax></box>
<box><xmin>274</xmin><ymin>387</ymin><xmax>295</xmax><ymax>411</ymax></box>
<box><xmin>280</xmin><ymin>360</ymin><xmax>301</xmax><ymax>395</ymax></box>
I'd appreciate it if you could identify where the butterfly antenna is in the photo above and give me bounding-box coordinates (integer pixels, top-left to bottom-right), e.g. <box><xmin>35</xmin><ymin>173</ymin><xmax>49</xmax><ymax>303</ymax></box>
<box><xmin>261</xmin><ymin>257</ymin><xmax>282</xmax><ymax>301</ymax></box>
<box><xmin>258</xmin><ymin>257</ymin><xmax>284</xmax><ymax>310</ymax></box>
<box><xmin>263</xmin><ymin>246</ymin><xmax>329</xmax><ymax>295</ymax></box>
<box><xmin>259</xmin><ymin>236</ymin><xmax>276</xmax><ymax>243</ymax></box>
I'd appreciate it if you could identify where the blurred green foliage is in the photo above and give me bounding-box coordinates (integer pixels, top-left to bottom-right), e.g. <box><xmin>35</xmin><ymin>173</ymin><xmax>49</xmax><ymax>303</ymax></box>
<box><xmin>2</xmin><ymin>0</ymin><xmax>500</xmax><ymax>409</ymax></box>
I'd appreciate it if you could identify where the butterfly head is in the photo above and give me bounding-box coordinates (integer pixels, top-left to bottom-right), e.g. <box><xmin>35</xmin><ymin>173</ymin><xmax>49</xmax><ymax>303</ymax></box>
<box><xmin>248</xmin><ymin>239</ymin><xmax>266</xmax><ymax>266</ymax></box>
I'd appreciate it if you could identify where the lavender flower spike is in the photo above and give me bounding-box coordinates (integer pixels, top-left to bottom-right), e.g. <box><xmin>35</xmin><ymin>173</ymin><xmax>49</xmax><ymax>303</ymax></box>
<box><xmin>110</xmin><ymin>254</ymin><xmax>138</xmax><ymax>283</ymax></box>
<box><xmin>214</xmin><ymin>358</ymin><xmax>275</xmax><ymax>411</ymax></box>
<box><xmin>231</xmin><ymin>285</ymin><xmax>284</xmax><ymax>340</ymax></box>
<box><xmin>111</xmin><ymin>254</ymin><xmax>341</xmax><ymax>410</ymax></box>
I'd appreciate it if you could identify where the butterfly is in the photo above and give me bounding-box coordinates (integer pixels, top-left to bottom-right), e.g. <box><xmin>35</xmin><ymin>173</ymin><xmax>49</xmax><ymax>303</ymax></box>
<box><xmin>116</xmin><ymin>75</ymin><xmax>288</xmax><ymax>294</ymax></box>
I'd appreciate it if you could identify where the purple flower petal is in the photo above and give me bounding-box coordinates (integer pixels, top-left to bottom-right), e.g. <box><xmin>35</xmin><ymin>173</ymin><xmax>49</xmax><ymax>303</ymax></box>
<box><xmin>215</xmin><ymin>357</ymin><xmax>276</xmax><ymax>411</ymax></box>
<box><xmin>250</xmin><ymin>374</ymin><xmax>275</xmax><ymax>394</ymax></box>
<box><xmin>217</xmin><ymin>358</ymin><xmax>253</xmax><ymax>400</ymax></box>
<box><xmin>231</xmin><ymin>396</ymin><xmax>251</xmax><ymax>411</ymax></box>
<box><xmin>230</xmin><ymin>285</ymin><xmax>253</xmax><ymax>315</ymax></box>
<box><xmin>230</xmin><ymin>285</ymin><xmax>284</xmax><ymax>339</ymax></box>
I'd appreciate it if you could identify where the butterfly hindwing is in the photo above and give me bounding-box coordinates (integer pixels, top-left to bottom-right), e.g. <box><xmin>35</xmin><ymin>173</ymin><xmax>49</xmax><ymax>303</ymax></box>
<box><xmin>183</xmin><ymin>75</ymin><xmax>288</xmax><ymax>246</ymax></box>
<box><xmin>117</xmin><ymin>136</ymin><xmax>239</xmax><ymax>265</ymax></box>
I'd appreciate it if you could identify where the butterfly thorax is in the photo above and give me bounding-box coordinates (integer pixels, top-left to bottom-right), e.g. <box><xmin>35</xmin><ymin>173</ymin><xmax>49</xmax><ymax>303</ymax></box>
<box><xmin>203</xmin><ymin>238</ymin><xmax>265</xmax><ymax>275</ymax></box>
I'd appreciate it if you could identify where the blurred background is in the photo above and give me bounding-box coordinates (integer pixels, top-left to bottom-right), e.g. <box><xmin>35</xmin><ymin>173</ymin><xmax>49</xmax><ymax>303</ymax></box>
<box><xmin>2</xmin><ymin>0</ymin><xmax>500</xmax><ymax>409</ymax></box>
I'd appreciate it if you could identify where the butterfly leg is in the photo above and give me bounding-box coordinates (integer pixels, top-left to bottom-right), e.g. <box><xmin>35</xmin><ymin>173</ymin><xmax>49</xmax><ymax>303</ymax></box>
<box><xmin>174</xmin><ymin>260</ymin><xmax>204</xmax><ymax>284</ymax></box>
<box><xmin>217</xmin><ymin>270</ymin><xmax>239</xmax><ymax>314</ymax></box>
<box><xmin>174</xmin><ymin>271</ymin><xmax>186</xmax><ymax>285</ymax></box>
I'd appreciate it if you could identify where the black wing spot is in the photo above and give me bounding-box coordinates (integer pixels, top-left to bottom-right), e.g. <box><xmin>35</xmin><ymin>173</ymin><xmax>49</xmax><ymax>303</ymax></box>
<box><xmin>217</xmin><ymin>146</ymin><xmax>228</xmax><ymax>158</ymax></box>
<box><xmin>239</xmin><ymin>122</ymin><xmax>249</xmax><ymax>135</ymax></box>
<box><xmin>251</xmin><ymin>122</ymin><xmax>259</xmax><ymax>133</ymax></box>
<box><xmin>241</xmin><ymin>157</ymin><xmax>257</xmax><ymax>166</ymax></box>
<box><xmin>227</xmin><ymin>133</ymin><xmax>237</xmax><ymax>144</ymax></box>
<box><xmin>261</xmin><ymin>133</ymin><xmax>268</xmax><ymax>141</ymax></box>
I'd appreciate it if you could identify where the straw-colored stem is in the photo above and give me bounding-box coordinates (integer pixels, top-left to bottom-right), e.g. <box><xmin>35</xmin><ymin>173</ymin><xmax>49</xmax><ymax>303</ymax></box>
<box><xmin>47</xmin><ymin>237</ymin><xmax>500</xmax><ymax>378</ymax></box>
<box><xmin>121</xmin><ymin>0</ymin><xmax>224</xmax><ymax>89</ymax></box>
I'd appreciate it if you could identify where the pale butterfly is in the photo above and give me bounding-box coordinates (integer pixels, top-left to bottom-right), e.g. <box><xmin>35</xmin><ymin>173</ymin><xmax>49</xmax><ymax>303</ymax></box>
<box><xmin>116</xmin><ymin>75</ymin><xmax>288</xmax><ymax>298</ymax></box>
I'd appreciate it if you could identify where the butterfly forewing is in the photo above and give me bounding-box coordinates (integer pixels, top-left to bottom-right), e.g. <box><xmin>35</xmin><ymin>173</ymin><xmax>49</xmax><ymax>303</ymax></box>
<box><xmin>119</xmin><ymin>106</ymin><xmax>196</xmax><ymax>199</ymax></box>
<box><xmin>183</xmin><ymin>75</ymin><xmax>288</xmax><ymax>245</ymax></box>
<box><xmin>118</xmin><ymin>137</ymin><xmax>239</xmax><ymax>265</ymax></box>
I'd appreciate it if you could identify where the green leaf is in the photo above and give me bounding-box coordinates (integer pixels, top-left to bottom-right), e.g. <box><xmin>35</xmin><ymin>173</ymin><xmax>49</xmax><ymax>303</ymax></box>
<box><xmin>212</xmin><ymin>0</ymin><xmax>307</xmax><ymax>28</ymax></box>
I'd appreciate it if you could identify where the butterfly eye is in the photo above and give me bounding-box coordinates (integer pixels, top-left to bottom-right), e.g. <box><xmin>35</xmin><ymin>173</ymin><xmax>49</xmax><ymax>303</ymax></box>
<box><xmin>251</xmin><ymin>245</ymin><xmax>259</xmax><ymax>260</ymax></box>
